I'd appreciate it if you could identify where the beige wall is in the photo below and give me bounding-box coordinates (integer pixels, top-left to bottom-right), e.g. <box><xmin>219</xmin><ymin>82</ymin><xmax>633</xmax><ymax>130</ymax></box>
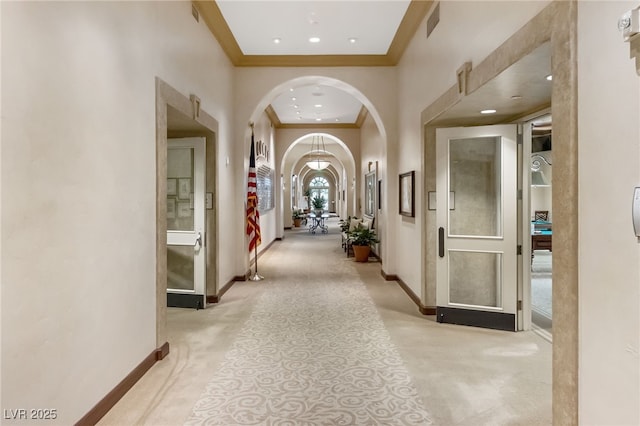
<box><xmin>577</xmin><ymin>2</ymin><xmax>640</xmax><ymax>423</ymax></box>
<box><xmin>1</xmin><ymin>1</ymin><xmax>235</xmax><ymax>423</ymax></box>
<box><xmin>396</xmin><ymin>1</ymin><xmax>550</xmax><ymax>296</ymax></box>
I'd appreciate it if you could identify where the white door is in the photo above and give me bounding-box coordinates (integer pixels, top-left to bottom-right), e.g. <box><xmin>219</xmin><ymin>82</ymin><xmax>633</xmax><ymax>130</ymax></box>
<box><xmin>436</xmin><ymin>125</ymin><xmax>518</xmax><ymax>331</ymax></box>
<box><xmin>167</xmin><ymin>137</ymin><xmax>206</xmax><ymax>309</ymax></box>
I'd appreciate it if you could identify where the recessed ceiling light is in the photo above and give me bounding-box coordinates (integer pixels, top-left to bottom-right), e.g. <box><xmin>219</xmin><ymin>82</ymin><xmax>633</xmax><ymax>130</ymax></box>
<box><xmin>546</xmin><ymin>74</ymin><xmax>553</xmax><ymax>81</ymax></box>
<box><xmin>293</xmin><ymin>105</ymin><xmax>299</xmax><ymax>109</ymax></box>
<box><xmin>291</xmin><ymin>97</ymin><xmax>296</xmax><ymax>101</ymax></box>
<box><xmin>297</xmin><ymin>117</ymin><xmax>302</xmax><ymax>120</ymax></box>
<box><xmin>289</xmin><ymin>88</ymin><xmax>294</xmax><ymax>92</ymax></box>
<box><xmin>480</xmin><ymin>109</ymin><xmax>497</xmax><ymax>114</ymax></box>
<box><xmin>348</xmin><ymin>38</ymin><xmax>357</xmax><ymax>44</ymax></box>
<box><xmin>511</xmin><ymin>95</ymin><xmax>523</xmax><ymax>100</ymax></box>
<box><xmin>296</xmin><ymin>111</ymin><xmax>300</xmax><ymax>115</ymax></box>
<box><xmin>315</xmin><ymin>118</ymin><xmax>322</xmax><ymax>121</ymax></box>
<box><xmin>314</xmin><ymin>104</ymin><xmax>323</xmax><ymax>108</ymax></box>
<box><xmin>309</xmin><ymin>37</ymin><xmax>320</xmax><ymax>43</ymax></box>
<box><xmin>273</xmin><ymin>37</ymin><xmax>281</xmax><ymax>44</ymax></box>
<box><xmin>335</xmin><ymin>118</ymin><xmax>340</xmax><ymax>122</ymax></box>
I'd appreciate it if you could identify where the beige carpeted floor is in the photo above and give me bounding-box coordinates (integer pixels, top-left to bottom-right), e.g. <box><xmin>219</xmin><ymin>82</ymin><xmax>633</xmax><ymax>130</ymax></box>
<box><xmin>99</xmin><ymin>218</ymin><xmax>552</xmax><ymax>425</ymax></box>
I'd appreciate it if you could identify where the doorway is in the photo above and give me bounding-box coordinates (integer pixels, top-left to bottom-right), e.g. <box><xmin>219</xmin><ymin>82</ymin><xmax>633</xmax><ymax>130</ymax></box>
<box><xmin>421</xmin><ymin>3</ymin><xmax>578</xmax><ymax>422</ymax></box>
<box><xmin>435</xmin><ymin>124</ymin><xmax>518</xmax><ymax>331</ymax></box>
<box><xmin>166</xmin><ymin>137</ymin><xmax>207</xmax><ymax>309</ymax></box>
<box><xmin>155</xmin><ymin>78</ymin><xmax>219</xmax><ymax>351</ymax></box>
<box><xmin>528</xmin><ymin>114</ymin><xmax>553</xmax><ymax>338</ymax></box>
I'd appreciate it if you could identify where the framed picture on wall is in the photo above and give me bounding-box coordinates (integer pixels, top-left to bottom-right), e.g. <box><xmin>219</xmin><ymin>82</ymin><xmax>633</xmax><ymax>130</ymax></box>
<box><xmin>177</xmin><ymin>202</ymin><xmax>191</xmax><ymax>218</ymax></box>
<box><xmin>167</xmin><ymin>198</ymin><xmax>176</xmax><ymax>219</ymax></box>
<box><xmin>399</xmin><ymin>171</ymin><xmax>415</xmax><ymax>217</ymax></box>
<box><xmin>178</xmin><ymin>178</ymin><xmax>191</xmax><ymax>200</ymax></box>
<box><xmin>364</xmin><ymin>170</ymin><xmax>376</xmax><ymax>217</ymax></box>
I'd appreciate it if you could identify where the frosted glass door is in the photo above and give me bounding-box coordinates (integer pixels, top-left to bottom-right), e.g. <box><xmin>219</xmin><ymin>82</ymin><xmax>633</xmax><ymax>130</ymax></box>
<box><xmin>436</xmin><ymin>125</ymin><xmax>517</xmax><ymax>331</ymax></box>
<box><xmin>167</xmin><ymin>138</ymin><xmax>205</xmax><ymax>309</ymax></box>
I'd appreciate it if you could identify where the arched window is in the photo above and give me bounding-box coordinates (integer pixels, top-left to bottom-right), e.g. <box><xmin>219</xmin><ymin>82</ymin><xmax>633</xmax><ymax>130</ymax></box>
<box><xmin>310</xmin><ymin>177</ymin><xmax>329</xmax><ymax>187</ymax></box>
<box><xmin>309</xmin><ymin>176</ymin><xmax>329</xmax><ymax>210</ymax></box>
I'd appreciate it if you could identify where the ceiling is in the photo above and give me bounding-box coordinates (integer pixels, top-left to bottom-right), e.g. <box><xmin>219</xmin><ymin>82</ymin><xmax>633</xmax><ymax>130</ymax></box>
<box><xmin>193</xmin><ymin>1</ymin><xmax>551</xmax><ymax>129</ymax></box>
<box><xmin>433</xmin><ymin>42</ymin><xmax>552</xmax><ymax>127</ymax></box>
<box><xmin>193</xmin><ymin>0</ymin><xmax>433</xmax><ymax>127</ymax></box>
<box><xmin>216</xmin><ymin>1</ymin><xmax>411</xmax><ymax>56</ymax></box>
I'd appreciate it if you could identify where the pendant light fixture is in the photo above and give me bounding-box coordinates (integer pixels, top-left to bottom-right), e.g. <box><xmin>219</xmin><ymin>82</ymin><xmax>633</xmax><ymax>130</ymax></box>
<box><xmin>305</xmin><ymin>135</ymin><xmax>330</xmax><ymax>171</ymax></box>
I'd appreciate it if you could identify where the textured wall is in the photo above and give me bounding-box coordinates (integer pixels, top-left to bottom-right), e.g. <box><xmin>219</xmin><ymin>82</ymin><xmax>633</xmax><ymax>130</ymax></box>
<box><xmin>1</xmin><ymin>2</ymin><xmax>235</xmax><ymax>423</ymax></box>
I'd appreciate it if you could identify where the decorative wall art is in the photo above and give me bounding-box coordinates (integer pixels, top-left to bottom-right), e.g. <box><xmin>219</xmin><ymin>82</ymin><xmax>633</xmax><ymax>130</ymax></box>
<box><xmin>177</xmin><ymin>202</ymin><xmax>191</xmax><ymax>218</ymax></box>
<box><xmin>364</xmin><ymin>170</ymin><xmax>376</xmax><ymax>217</ymax></box>
<box><xmin>399</xmin><ymin>171</ymin><xmax>415</xmax><ymax>217</ymax></box>
<box><xmin>257</xmin><ymin>164</ymin><xmax>275</xmax><ymax>212</ymax></box>
<box><xmin>167</xmin><ymin>198</ymin><xmax>176</xmax><ymax>219</ymax></box>
<box><xmin>178</xmin><ymin>178</ymin><xmax>191</xmax><ymax>200</ymax></box>
<box><xmin>167</xmin><ymin>178</ymin><xmax>177</xmax><ymax>196</ymax></box>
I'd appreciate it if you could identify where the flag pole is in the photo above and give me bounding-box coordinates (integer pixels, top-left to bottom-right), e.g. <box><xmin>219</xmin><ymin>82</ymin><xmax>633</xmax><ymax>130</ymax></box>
<box><xmin>250</xmin><ymin>242</ymin><xmax>263</xmax><ymax>281</ymax></box>
<box><xmin>248</xmin><ymin>121</ymin><xmax>264</xmax><ymax>281</ymax></box>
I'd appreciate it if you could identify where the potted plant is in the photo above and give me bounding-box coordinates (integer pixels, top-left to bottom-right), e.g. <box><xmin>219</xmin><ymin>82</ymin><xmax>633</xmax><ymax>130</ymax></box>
<box><xmin>292</xmin><ymin>210</ymin><xmax>304</xmax><ymax>227</ymax></box>
<box><xmin>311</xmin><ymin>195</ymin><xmax>325</xmax><ymax>215</ymax></box>
<box><xmin>348</xmin><ymin>225</ymin><xmax>379</xmax><ymax>262</ymax></box>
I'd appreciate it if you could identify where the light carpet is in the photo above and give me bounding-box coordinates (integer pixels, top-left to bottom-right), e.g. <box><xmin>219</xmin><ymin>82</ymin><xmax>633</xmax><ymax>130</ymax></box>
<box><xmin>185</xmin><ymin>223</ymin><xmax>432</xmax><ymax>425</ymax></box>
<box><xmin>531</xmin><ymin>251</ymin><xmax>552</xmax><ymax>320</ymax></box>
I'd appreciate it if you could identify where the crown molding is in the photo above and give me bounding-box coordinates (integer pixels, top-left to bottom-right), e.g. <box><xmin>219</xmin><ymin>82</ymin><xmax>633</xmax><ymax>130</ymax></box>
<box><xmin>193</xmin><ymin>0</ymin><xmax>434</xmax><ymax>67</ymax></box>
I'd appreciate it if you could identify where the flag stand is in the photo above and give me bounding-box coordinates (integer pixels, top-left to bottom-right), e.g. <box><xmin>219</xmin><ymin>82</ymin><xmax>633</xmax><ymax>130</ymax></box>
<box><xmin>247</xmin><ymin>122</ymin><xmax>264</xmax><ymax>281</ymax></box>
<box><xmin>249</xmin><ymin>244</ymin><xmax>263</xmax><ymax>281</ymax></box>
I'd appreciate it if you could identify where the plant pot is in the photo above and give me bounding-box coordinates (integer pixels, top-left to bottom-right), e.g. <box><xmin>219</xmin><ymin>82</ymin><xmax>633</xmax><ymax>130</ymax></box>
<box><xmin>293</xmin><ymin>218</ymin><xmax>302</xmax><ymax>227</ymax></box>
<box><xmin>352</xmin><ymin>245</ymin><xmax>371</xmax><ymax>262</ymax></box>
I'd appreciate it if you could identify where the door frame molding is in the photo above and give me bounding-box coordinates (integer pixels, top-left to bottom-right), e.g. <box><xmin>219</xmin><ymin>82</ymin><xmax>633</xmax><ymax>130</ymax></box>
<box><xmin>155</xmin><ymin>78</ymin><xmax>219</xmax><ymax>347</ymax></box>
<box><xmin>420</xmin><ymin>2</ymin><xmax>577</xmax><ymax>424</ymax></box>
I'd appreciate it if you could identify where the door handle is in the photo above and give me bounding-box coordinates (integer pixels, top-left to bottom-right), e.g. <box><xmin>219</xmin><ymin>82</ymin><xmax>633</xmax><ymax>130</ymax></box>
<box><xmin>438</xmin><ymin>227</ymin><xmax>445</xmax><ymax>258</ymax></box>
<box><xmin>194</xmin><ymin>232</ymin><xmax>202</xmax><ymax>250</ymax></box>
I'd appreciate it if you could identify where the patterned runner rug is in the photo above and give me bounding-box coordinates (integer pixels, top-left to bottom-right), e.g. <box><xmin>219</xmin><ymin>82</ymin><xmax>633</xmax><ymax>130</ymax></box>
<box><xmin>184</xmin><ymin>252</ymin><xmax>431</xmax><ymax>425</ymax></box>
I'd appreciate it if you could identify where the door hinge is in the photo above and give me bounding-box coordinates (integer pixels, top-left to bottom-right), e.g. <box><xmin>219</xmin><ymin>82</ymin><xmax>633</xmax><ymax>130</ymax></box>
<box><xmin>517</xmin><ymin>245</ymin><xmax>522</xmax><ymax>255</ymax></box>
<box><xmin>517</xmin><ymin>300</ymin><xmax>523</xmax><ymax>311</ymax></box>
<box><xmin>517</xmin><ymin>189</ymin><xmax>523</xmax><ymax>200</ymax></box>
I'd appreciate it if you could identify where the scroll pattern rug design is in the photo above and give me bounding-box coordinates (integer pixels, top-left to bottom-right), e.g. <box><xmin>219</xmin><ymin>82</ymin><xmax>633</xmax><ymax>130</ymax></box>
<box><xmin>185</xmin><ymin>278</ymin><xmax>432</xmax><ymax>425</ymax></box>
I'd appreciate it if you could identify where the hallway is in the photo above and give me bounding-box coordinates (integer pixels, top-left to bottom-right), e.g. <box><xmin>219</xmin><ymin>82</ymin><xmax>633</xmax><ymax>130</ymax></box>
<box><xmin>100</xmin><ymin>219</ymin><xmax>551</xmax><ymax>425</ymax></box>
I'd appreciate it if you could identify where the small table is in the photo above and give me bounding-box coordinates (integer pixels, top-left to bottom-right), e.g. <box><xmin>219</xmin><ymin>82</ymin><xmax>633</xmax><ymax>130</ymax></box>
<box><xmin>308</xmin><ymin>213</ymin><xmax>329</xmax><ymax>234</ymax></box>
<box><xmin>532</xmin><ymin>232</ymin><xmax>552</xmax><ymax>252</ymax></box>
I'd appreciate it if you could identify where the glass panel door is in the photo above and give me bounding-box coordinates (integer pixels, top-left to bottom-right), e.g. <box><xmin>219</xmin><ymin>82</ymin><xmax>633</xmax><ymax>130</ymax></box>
<box><xmin>167</xmin><ymin>137</ymin><xmax>206</xmax><ymax>309</ymax></box>
<box><xmin>436</xmin><ymin>125</ymin><xmax>518</xmax><ymax>331</ymax></box>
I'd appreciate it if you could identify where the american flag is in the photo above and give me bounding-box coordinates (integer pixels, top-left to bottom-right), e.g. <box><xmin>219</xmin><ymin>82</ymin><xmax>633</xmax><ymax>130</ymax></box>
<box><xmin>246</xmin><ymin>132</ymin><xmax>261</xmax><ymax>252</ymax></box>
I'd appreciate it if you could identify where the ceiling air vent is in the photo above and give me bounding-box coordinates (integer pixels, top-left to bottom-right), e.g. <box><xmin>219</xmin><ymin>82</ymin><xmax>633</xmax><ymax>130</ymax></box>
<box><xmin>426</xmin><ymin>2</ymin><xmax>440</xmax><ymax>38</ymax></box>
